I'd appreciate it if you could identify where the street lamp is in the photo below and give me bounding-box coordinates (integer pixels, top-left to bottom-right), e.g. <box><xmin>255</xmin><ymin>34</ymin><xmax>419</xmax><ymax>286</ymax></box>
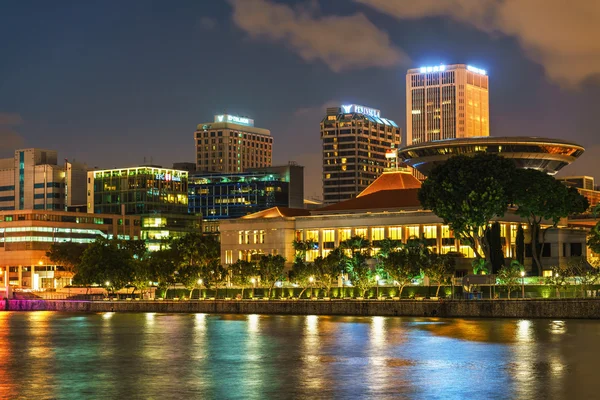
<box><xmin>520</xmin><ymin>271</ymin><xmax>525</xmax><ymax>299</ymax></box>
<box><xmin>309</xmin><ymin>276</ymin><xmax>314</xmax><ymax>298</ymax></box>
<box><xmin>251</xmin><ymin>278</ymin><xmax>256</xmax><ymax>298</ymax></box>
<box><xmin>375</xmin><ymin>275</ymin><xmax>380</xmax><ymax>299</ymax></box>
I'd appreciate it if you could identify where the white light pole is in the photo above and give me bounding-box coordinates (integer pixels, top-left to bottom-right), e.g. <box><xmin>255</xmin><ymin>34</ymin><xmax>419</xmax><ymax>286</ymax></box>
<box><xmin>520</xmin><ymin>271</ymin><xmax>525</xmax><ymax>299</ymax></box>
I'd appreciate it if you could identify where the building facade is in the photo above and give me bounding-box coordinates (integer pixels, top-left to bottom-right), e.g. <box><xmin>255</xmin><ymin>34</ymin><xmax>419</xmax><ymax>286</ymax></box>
<box><xmin>321</xmin><ymin>104</ymin><xmax>401</xmax><ymax>205</ymax></box>
<box><xmin>406</xmin><ymin>64</ymin><xmax>489</xmax><ymax>145</ymax></box>
<box><xmin>220</xmin><ymin>170</ymin><xmax>588</xmax><ymax>275</ymax></box>
<box><xmin>0</xmin><ymin>148</ymin><xmax>87</xmax><ymax>212</ymax></box>
<box><xmin>188</xmin><ymin>164</ymin><xmax>304</xmax><ymax>221</ymax></box>
<box><xmin>87</xmin><ymin>166</ymin><xmax>200</xmax><ymax>250</ymax></box>
<box><xmin>195</xmin><ymin>114</ymin><xmax>273</xmax><ymax>173</ymax></box>
<box><xmin>0</xmin><ymin>210</ymin><xmax>140</xmax><ymax>290</ymax></box>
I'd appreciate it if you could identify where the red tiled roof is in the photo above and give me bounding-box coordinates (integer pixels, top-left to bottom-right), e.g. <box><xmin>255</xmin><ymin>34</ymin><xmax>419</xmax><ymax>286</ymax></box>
<box><xmin>357</xmin><ymin>171</ymin><xmax>421</xmax><ymax>197</ymax></box>
<box><xmin>241</xmin><ymin>206</ymin><xmax>311</xmax><ymax>219</ymax></box>
<box><xmin>315</xmin><ymin>188</ymin><xmax>422</xmax><ymax>213</ymax></box>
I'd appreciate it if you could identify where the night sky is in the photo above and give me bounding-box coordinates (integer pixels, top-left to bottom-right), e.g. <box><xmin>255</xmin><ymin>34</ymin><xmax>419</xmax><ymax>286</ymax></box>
<box><xmin>1</xmin><ymin>0</ymin><xmax>599</xmax><ymax>199</ymax></box>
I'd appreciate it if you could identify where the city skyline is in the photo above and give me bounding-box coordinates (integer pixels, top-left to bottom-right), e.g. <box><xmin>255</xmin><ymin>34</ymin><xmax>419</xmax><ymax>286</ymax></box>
<box><xmin>1</xmin><ymin>1</ymin><xmax>600</xmax><ymax>199</ymax></box>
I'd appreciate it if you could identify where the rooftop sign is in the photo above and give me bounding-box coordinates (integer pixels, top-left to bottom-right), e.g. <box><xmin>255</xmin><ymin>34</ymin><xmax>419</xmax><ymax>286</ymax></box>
<box><xmin>419</xmin><ymin>65</ymin><xmax>446</xmax><ymax>73</ymax></box>
<box><xmin>341</xmin><ymin>104</ymin><xmax>381</xmax><ymax>118</ymax></box>
<box><xmin>467</xmin><ymin>65</ymin><xmax>487</xmax><ymax>75</ymax></box>
<box><xmin>214</xmin><ymin>114</ymin><xmax>254</xmax><ymax>127</ymax></box>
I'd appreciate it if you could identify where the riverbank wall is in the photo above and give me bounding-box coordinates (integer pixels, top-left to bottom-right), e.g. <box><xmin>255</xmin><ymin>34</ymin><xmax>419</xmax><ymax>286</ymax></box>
<box><xmin>5</xmin><ymin>298</ymin><xmax>600</xmax><ymax>319</ymax></box>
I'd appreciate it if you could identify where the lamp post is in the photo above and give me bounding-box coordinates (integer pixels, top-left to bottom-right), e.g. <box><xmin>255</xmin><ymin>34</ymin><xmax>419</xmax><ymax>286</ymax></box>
<box><xmin>251</xmin><ymin>278</ymin><xmax>256</xmax><ymax>298</ymax></box>
<box><xmin>375</xmin><ymin>275</ymin><xmax>380</xmax><ymax>299</ymax></box>
<box><xmin>309</xmin><ymin>276</ymin><xmax>314</xmax><ymax>299</ymax></box>
<box><xmin>105</xmin><ymin>281</ymin><xmax>111</xmax><ymax>299</ymax></box>
<box><xmin>520</xmin><ymin>271</ymin><xmax>525</xmax><ymax>299</ymax></box>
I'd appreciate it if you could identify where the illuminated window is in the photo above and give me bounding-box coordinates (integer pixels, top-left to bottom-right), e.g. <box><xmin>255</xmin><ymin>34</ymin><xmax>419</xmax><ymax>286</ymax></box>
<box><xmin>322</xmin><ymin>229</ymin><xmax>335</xmax><ymax>243</ymax></box>
<box><xmin>306</xmin><ymin>249</ymin><xmax>319</xmax><ymax>262</ymax></box>
<box><xmin>422</xmin><ymin>226</ymin><xmax>437</xmax><ymax>239</ymax></box>
<box><xmin>389</xmin><ymin>226</ymin><xmax>402</xmax><ymax>240</ymax></box>
<box><xmin>406</xmin><ymin>226</ymin><xmax>419</xmax><ymax>240</ymax></box>
<box><xmin>459</xmin><ymin>245</ymin><xmax>474</xmax><ymax>258</ymax></box>
<box><xmin>238</xmin><ymin>231</ymin><xmax>243</xmax><ymax>245</ymax></box>
<box><xmin>225</xmin><ymin>250</ymin><xmax>233</xmax><ymax>264</ymax></box>
<box><xmin>259</xmin><ymin>230</ymin><xmax>265</xmax><ymax>244</ymax></box>
<box><xmin>306</xmin><ymin>230</ymin><xmax>319</xmax><ymax>241</ymax></box>
<box><xmin>355</xmin><ymin>228</ymin><xmax>367</xmax><ymax>238</ymax></box>
<box><xmin>339</xmin><ymin>228</ymin><xmax>352</xmax><ymax>242</ymax></box>
<box><xmin>253</xmin><ymin>230</ymin><xmax>258</xmax><ymax>244</ymax></box>
<box><xmin>543</xmin><ymin>270</ymin><xmax>553</xmax><ymax>278</ymax></box>
<box><xmin>371</xmin><ymin>227</ymin><xmax>384</xmax><ymax>241</ymax></box>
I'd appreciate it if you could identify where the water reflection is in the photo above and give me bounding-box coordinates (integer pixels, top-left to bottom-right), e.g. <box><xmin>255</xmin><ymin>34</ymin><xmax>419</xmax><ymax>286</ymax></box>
<box><xmin>0</xmin><ymin>313</ymin><xmax>599</xmax><ymax>399</ymax></box>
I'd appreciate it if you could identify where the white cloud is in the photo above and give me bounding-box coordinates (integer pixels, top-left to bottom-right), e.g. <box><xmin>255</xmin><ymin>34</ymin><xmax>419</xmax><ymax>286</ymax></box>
<box><xmin>228</xmin><ymin>0</ymin><xmax>409</xmax><ymax>72</ymax></box>
<box><xmin>355</xmin><ymin>0</ymin><xmax>600</xmax><ymax>87</ymax></box>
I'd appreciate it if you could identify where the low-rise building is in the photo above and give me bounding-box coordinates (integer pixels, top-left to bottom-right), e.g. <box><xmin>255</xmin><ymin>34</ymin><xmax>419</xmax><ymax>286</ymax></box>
<box><xmin>0</xmin><ymin>209</ymin><xmax>140</xmax><ymax>290</ymax></box>
<box><xmin>220</xmin><ymin>169</ymin><xmax>588</xmax><ymax>275</ymax></box>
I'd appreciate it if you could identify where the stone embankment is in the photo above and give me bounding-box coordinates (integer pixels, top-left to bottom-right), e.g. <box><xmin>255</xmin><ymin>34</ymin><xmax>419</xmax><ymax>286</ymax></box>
<box><xmin>5</xmin><ymin>298</ymin><xmax>600</xmax><ymax>319</ymax></box>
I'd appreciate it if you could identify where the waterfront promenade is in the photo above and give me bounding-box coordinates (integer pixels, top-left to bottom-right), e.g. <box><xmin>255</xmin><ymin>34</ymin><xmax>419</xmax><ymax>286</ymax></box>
<box><xmin>5</xmin><ymin>298</ymin><xmax>600</xmax><ymax>319</ymax></box>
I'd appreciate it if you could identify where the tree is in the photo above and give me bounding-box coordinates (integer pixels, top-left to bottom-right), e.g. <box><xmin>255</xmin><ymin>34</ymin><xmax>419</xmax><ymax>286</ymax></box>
<box><xmin>76</xmin><ymin>238</ymin><xmax>134</xmax><ymax>294</ymax></box>
<box><xmin>486</xmin><ymin>222</ymin><xmax>505</xmax><ymax>274</ymax></box>
<box><xmin>46</xmin><ymin>242</ymin><xmax>88</xmax><ymax>277</ymax></box>
<box><xmin>229</xmin><ymin>259</ymin><xmax>256</xmax><ymax>299</ymax></box>
<box><xmin>545</xmin><ymin>266</ymin><xmax>570</xmax><ymax>298</ymax></box>
<box><xmin>315</xmin><ymin>248</ymin><xmax>343</xmax><ymax>297</ymax></box>
<box><xmin>426</xmin><ymin>253</ymin><xmax>456</xmax><ymax>297</ymax></box>
<box><xmin>148</xmin><ymin>246</ymin><xmax>179</xmax><ymax>298</ymax></box>
<box><xmin>568</xmin><ymin>257</ymin><xmax>600</xmax><ymax>297</ymax></box>
<box><xmin>178</xmin><ymin>264</ymin><xmax>202</xmax><ymax>298</ymax></box>
<box><xmin>513</xmin><ymin>169</ymin><xmax>589</xmax><ymax>275</ymax></box>
<box><xmin>587</xmin><ymin>224</ymin><xmax>600</xmax><ymax>257</ymax></box>
<box><xmin>291</xmin><ymin>259</ymin><xmax>317</xmax><ymax>298</ymax></box>
<box><xmin>515</xmin><ymin>225</ymin><xmax>525</xmax><ymax>265</ymax></box>
<box><xmin>497</xmin><ymin>260</ymin><xmax>523</xmax><ymax>299</ymax></box>
<box><xmin>418</xmin><ymin>153</ymin><xmax>517</xmax><ymax>263</ymax></box>
<box><xmin>382</xmin><ymin>248</ymin><xmax>417</xmax><ymax>298</ymax></box>
<box><xmin>201</xmin><ymin>260</ymin><xmax>227</xmax><ymax>298</ymax></box>
<box><xmin>340</xmin><ymin>235</ymin><xmax>371</xmax><ymax>257</ymax></box>
<box><xmin>346</xmin><ymin>251</ymin><xmax>373</xmax><ymax>298</ymax></box>
<box><xmin>258</xmin><ymin>254</ymin><xmax>286</xmax><ymax>298</ymax></box>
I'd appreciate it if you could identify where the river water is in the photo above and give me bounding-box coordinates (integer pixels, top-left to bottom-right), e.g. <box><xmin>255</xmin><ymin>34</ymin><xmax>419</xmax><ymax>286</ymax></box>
<box><xmin>0</xmin><ymin>312</ymin><xmax>598</xmax><ymax>399</ymax></box>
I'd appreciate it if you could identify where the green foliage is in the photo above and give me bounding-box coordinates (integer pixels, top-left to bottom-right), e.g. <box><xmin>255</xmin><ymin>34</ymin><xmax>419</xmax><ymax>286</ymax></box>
<box><xmin>258</xmin><ymin>254</ymin><xmax>286</xmax><ymax>297</ymax></box>
<box><xmin>290</xmin><ymin>259</ymin><xmax>317</xmax><ymax>298</ymax></box>
<box><xmin>46</xmin><ymin>242</ymin><xmax>88</xmax><ymax>274</ymax></box>
<box><xmin>315</xmin><ymin>248</ymin><xmax>343</xmax><ymax>297</ymax></box>
<box><xmin>75</xmin><ymin>238</ymin><xmax>134</xmax><ymax>292</ymax></box>
<box><xmin>292</xmin><ymin>239</ymin><xmax>317</xmax><ymax>263</ymax></box>
<box><xmin>587</xmin><ymin>224</ymin><xmax>600</xmax><ymax>256</ymax></box>
<box><xmin>340</xmin><ymin>235</ymin><xmax>371</xmax><ymax>256</ymax></box>
<box><xmin>544</xmin><ymin>266</ymin><xmax>570</xmax><ymax>298</ymax></box>
<box><xmin>418</xmin><ymin>153</ymin><xmax>517</xmax><ymax>261</ymax></box>
<box><xmin>513</xmin><ymin>169</ymin><xmax>589</xmax><ymax>275</ymax></box>
<box><xmin>381</xmin><ymin>241</ymin><xmax>428</xmax><ymax>298</ymax></box>
<box><xmin>497</xmin><ymin>260</ymin><xmax>523</xmax><ymax>299</ymax></box>
<box><xmin>346</xmin><ymin>252</ymin><xmax>373</xmax><ymax>298</ymax></box>
<box><xmin>471</xmin><ymin>258</ymin><xmax>490</xmax><ymax>275</ymax></box>
<box><xmin>426</xmin><ymin>253</ymin><xmax>456</xmax><ymax>296</ymax></box>
<box><xmin>230</xmin><ymin>259</ymin><xmax>256</xmax><ymax>298</ymax></box>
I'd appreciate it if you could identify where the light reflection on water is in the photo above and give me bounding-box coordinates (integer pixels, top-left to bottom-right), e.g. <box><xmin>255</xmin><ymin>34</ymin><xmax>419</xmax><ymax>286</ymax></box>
<box><xmin>0</xmin><ymin>313</ymin><xmax>599</xmax><ymax>399</ymax></box>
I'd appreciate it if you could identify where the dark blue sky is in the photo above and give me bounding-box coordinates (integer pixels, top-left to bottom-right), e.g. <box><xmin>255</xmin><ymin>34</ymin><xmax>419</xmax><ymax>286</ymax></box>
<box><xmin>1</xmin><ymin>0</ymin><xmax>599</xmax><ymax>199</ymax></box>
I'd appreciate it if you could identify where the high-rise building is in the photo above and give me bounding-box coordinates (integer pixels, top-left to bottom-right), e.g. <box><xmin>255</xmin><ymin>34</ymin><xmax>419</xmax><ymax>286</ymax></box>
<box><xmin>320</xmin><ymin>104</ymin><xmax>401</xmax><ymax>205</ymax></box>
<box><xmin>406</xmin><ymin>64</ymin><xmax>489</xmax><ymax>145</ymax></box>
<box><xmin>0</xmin><ymin>148</ymin><xmax>87</xmax><ymax>212</ymax></box>
<box><xmin>195</xmin><ymin>114</ymin><xmax>273</xmax><ymax>173</ymax></box>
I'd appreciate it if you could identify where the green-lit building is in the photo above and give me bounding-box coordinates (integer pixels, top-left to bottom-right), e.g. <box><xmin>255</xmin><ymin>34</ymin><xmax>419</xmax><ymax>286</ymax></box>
<box><xmin>87</xmin><ymin>166</ymin><xmax>201</xmax><ymax>250</ymax></box>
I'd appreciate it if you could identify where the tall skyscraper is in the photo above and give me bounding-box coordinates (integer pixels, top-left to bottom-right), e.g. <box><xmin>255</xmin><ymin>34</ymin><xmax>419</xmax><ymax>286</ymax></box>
<box><xmin>321</xmin><ymin>104</ymin><xmax>401</xmax><ymax>205</ymax></box>
<box><xmin>195</xmin><ymin>114</ymin><xmax>273</xmax><ymax>173</ymax></box>
<box><xmin>406</xmin><ymin>64</ymin><xmax>489</xmax><ymax>145</ymax></box>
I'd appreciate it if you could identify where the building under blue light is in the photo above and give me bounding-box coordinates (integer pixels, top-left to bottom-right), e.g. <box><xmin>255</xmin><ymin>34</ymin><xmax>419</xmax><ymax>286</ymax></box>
<box><xmin>188</xmin><ymin>164</ymin><xmax>304</xmax><ymax>224</ymax></box>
